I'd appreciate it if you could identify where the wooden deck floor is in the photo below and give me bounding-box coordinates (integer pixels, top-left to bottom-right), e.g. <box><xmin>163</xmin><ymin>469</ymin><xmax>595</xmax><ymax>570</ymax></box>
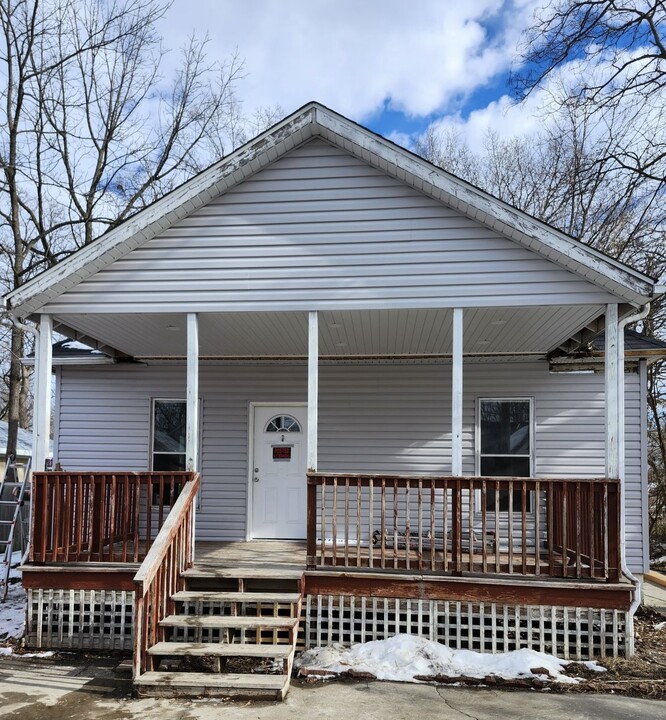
<box><xmin>195</xmin><ymin>540</ymin><xmax>307</xmax><ymax>572</ymax></box>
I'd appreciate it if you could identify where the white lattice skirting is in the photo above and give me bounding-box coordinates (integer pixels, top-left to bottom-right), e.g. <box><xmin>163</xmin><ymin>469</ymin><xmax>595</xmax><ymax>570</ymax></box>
<box><xmin>302</xmin><ymin>595</ymin><xmax>628</xmax><ymax>660</ymax></box>
<box><xmin>26</xmin><ymin>589</ymin><xmax>629</xmax><ymax>660</ymax></box>
<box><xmin>27</xmin><ymin>589</ymin><xmax>135</xmax><ymax>651</ymax></box>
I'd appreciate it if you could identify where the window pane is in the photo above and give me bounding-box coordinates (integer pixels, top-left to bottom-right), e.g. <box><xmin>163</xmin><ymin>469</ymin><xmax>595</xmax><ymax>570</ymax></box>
<box><xmin>480</xmin><ymin>456</ymin><xmax>530</xmax><ymax>477</ymax></box>
<box><xmin>154</xmin><ymin>401</ymin><xmax>186</xmax><ymax>452</ymax></box>
<box><xmin>153</xmin><ymin>453</ymin><xmax>186</xmax><ymax>471</ymax></box>
<box><xmin>480</xmin><ymin>400</ymin><xmax>530</xmax><ymax>455</ymax></box>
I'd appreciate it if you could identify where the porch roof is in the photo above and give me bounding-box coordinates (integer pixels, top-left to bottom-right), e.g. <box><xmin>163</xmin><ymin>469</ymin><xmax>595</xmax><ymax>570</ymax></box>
<box><xmin>3</xmin><ymin>103</ymin><xmax>658</xmax><ymax>319</ymax></box>
<box><xmin>42</xmin><ymin>306</ymin><xmax>610</xmax><ymax>361</ymax></box>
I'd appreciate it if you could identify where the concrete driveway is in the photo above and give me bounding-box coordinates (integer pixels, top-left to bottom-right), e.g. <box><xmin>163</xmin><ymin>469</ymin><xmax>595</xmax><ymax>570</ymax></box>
<box><xmin>0</xmin><ymin>653</ymin><xmax>665</xmax><ymax>720</ymax></box>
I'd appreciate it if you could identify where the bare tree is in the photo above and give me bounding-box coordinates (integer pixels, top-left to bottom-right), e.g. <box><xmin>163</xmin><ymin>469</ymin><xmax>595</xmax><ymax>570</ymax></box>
<box><xmin>510</xmin><ymin>0</ymin><xmax>666</xmax><ymax>559</ymax></box>
<box><xmin>0</xmin><ymin>0</ymin><xmax>245</xmax><ymax>461</ymax></box>
<box><xmin>513</xmin><ymin>1</ymin><xmax>666</xmax><ymax>183</ymax></box>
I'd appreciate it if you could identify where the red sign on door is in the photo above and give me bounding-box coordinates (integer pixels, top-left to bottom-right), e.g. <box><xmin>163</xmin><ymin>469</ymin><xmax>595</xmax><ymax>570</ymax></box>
<box><xmin>272</xmin><ymin>446</ymin><xmax>292</xmax><ymax>460</ymax></box>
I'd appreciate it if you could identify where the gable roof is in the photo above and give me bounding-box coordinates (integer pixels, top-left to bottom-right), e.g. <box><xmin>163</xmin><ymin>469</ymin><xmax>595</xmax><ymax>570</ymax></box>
<box><xmin>3</xmin><ymin>102</ymin><xmax>657</xmax><ymax>316</ymax></box>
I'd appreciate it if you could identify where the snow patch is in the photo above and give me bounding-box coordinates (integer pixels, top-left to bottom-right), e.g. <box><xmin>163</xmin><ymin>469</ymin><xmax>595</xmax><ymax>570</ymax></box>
<box><xmin>655</xmin><ymin>621</ymin><xmax>666</xmax><ymax>631</ymax></box>
<box><xmin>295</xmin><ymin>635</ymin><xmax>581</xmax><ymax>684</ymax></box>
<box><xmin>583</xmin><ymin>660</ymin><xmax>607</xmax><ymax>672</ymax></box>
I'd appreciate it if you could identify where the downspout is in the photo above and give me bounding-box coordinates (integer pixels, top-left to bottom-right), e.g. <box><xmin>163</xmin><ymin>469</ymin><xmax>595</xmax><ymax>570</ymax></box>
<box><xmin>617</xmin><ymin>302</ymin><xmax>650</xmax><ymax>656</ymax></box>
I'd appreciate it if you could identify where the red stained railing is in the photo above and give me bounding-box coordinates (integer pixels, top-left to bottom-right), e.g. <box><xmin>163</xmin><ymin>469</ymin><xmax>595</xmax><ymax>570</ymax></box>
<box><xmin>133</xmin><ymin>473</ymin><xmax>199</xmax><ymax>678</ymax></box>
<box><xmin>307</xmin><ymin>473</ymin><xmax>621</xmax><ymax>582</ymax></box>
<box><xmin>30</xmin><ymin>472</ymin><xmax>195</xmax><ymax>564</ymax></box>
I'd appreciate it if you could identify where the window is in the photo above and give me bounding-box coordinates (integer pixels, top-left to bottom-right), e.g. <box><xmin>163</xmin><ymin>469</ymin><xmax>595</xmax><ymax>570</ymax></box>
<box><xmin>152</xmin><ymin>399</ymin><xmax>187</xmax><ymax>471</ymax></box>
<box><xmin>477</xmin><ymin>398</ymin><xmax>533</xmax><ymax>511</ymax></box>
<box><xmin>265</xmin><ymin>415</ymin><xmax>302</xmax><ymax>433</ymax></box>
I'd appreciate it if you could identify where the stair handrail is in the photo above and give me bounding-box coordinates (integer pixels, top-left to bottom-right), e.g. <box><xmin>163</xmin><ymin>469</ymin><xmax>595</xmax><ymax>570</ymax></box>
<box><xmin>132</xmin><ymin>472</ymin><xmax>200</xmax><ymax>679</ymax></box>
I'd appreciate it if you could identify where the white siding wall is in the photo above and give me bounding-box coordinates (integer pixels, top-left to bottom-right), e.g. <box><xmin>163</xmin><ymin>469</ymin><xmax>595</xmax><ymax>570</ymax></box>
<box><xmin>55</xmin><ymin>361</ymin><xmax>647</xmax><ymax>571</ymax></box>
<box><xmin>44</xmin><ymin>139</ymin><xmax>616</xmax><ymax>314</ymax></box>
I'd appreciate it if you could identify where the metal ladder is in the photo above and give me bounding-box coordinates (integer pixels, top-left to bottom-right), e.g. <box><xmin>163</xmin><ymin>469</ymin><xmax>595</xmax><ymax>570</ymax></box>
<box><xmin>0</xmin><ymin>456</ymin><xmax>31</xmax><ymax>602</ymax></box>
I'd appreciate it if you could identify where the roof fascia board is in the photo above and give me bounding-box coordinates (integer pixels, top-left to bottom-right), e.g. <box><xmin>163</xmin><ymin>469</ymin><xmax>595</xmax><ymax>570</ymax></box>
<box><xmin>312</xmin><ymin>106</ymin><xmax>654</xmax><ymax>304</ymax></box>
<box><xmin>6</xmin><ymin>106</ymin><xmax>318</xmax><ymax>316</ymax></box>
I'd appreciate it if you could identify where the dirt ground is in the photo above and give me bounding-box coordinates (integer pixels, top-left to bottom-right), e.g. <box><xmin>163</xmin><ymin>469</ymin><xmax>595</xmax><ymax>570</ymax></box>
<box><xmin>556</xmin><ymin>606</ymin><xmax>666</xmax><ymax>700</ymax></box>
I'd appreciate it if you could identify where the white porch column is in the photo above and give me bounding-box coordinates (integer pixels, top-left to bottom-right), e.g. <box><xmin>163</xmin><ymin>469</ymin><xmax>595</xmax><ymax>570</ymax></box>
<box><xmin>605</xmin><ymin>303</ymin><xmax>619</xmax><ymax>478</ymax></box>
<box><xmin>33</xmin><ymin>314</ymin><xmax>53</xmax><ymax>472</ymax></box>
<box><xmin>308</xmin><ymin>311</ymin><xmax>318</xmax><ymax>472</ymax></box>
<box><xmin>451</xmin><ymin>308</ymin><xmax>463</xmax><ymax>476</ymax></box>
<box><xmin>186</xmin><ymin>312</ymin><xmax>199</xmax><ymax>472</ymax></box>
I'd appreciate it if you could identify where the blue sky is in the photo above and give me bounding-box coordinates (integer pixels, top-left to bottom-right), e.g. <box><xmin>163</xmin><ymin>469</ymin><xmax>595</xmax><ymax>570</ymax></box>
<box><xmin>159</xmin><ymin>0</ymin><xmax>543</xmax><ymax>149</ymax></box>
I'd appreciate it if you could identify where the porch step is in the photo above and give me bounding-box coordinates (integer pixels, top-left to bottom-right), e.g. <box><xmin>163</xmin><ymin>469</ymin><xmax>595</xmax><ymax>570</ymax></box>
<box><xmin>160</xmin><ymin>614</ymin><xmax>298</xmax><ymax>631</ymax></box>
<box><xmin>172</xmin><ymin>590</ymin><xmax>301</xmax><ymax>604</ymax></box>
<box><xmin>183</xmin><ymin>566</ymin><xmax>304</xmax><ymax>580</ymax></box>
<box><xmin>134</xmin><ymin>671</ymin><xmax>288</xmax><ymax>700</ymax></box>
<box><xmin>148</xmin><ymin>641</ymin><xmax>292</xmax><ymax>659</ymax></box>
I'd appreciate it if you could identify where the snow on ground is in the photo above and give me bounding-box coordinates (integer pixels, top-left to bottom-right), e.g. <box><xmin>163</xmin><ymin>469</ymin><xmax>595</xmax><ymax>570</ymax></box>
<box><xmin>0</xmin><ymin>552</ymin><xmax>26</xmax><ymax>643</ymax></box>
<box><xmin>295</xmin><ymin>634</ymin><xmax>600</xmax><ymax>684</ymax></box>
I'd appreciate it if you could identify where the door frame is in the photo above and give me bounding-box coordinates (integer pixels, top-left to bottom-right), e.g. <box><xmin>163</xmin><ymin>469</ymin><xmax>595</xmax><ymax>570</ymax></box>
<box><xmin>246</xmin><ymin>401</ymin><xmax>308</xmax><ymax>541</ymax></box>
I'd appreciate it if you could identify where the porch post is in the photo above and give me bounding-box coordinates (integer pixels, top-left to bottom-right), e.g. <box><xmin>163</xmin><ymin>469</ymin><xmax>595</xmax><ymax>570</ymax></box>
<box><xmin>33</xmin><ymin>314</ymin><xmax>53</xmax><ymax>472</ymax></box>
<box><xmin>308</xmin><ymin>311</ymin><xmax>318</xmax><ymax>472</ymax></box>
<box><xmin>186</xmin><ymin>312</ymin><xmax>199</xmax><ymax>472</ymax></box>
<box><xmin>605</xmin><ymin>303</ymin><xmax>619</xmax><ymax>478</ymax></box>
<box><xmin>452</xmin><ymin>308</ymin><xmax>463</xmax><ymax>476</ymax></box>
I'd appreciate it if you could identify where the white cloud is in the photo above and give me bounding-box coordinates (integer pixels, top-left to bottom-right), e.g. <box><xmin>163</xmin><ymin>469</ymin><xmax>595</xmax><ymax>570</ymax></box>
<box><xmin>158</xmin><ymin>0</ymin><xmax>535</xmax><ymax>122</ymax></box>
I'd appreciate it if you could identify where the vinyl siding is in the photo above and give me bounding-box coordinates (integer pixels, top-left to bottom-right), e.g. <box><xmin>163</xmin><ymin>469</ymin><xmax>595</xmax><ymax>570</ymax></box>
<box><xmin>55</xmin><ymin>360</ymin><xmax>648</xmax><ymax>572</ymax></box>
<box><xmin>43</xmin><ymin>139</ymin><xmax>617</xmax><ymax>314</ymax></box>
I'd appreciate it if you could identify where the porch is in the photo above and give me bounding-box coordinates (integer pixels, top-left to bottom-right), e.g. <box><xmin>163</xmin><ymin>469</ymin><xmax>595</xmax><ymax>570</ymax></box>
<box><xmin>21</xmin><ymin>471</ymin><xmax>633</xmax><ymax>667</ymax></box>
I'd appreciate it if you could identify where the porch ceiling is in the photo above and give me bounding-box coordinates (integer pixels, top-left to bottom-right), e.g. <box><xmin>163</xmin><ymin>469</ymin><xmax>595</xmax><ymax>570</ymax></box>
<box><xmin>53</xmin><ymin>305</ymin><xmax>605</xmax><ymax>359</ymax></box>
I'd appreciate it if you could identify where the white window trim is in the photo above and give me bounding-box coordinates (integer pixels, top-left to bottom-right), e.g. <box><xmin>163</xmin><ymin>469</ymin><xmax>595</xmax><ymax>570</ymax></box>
<box><xmin>475</xmin><ymin>396</ymin><xmax>535</xmax><ymax>476</ymax></box>
<box><xmin>475</xmin><ymin>396</ymin><xmax>535</xmax><ymax>514</ymax></box>
<box><xmin>149</xmin><ymin>397</ymin><xmax>203</xmax><ymax>508</ymax></box>
<box><xmin>150</xmin><ymin>398</ymin><xmax>187</xmax><ymax>468</ymax></box>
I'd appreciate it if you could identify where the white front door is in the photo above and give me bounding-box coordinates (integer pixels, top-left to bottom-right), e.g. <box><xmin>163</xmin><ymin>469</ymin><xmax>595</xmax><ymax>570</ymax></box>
<box><xmin>251</xmin><ymin>405</ymin><xmax>307</xmax><ymax>539</ymax></box>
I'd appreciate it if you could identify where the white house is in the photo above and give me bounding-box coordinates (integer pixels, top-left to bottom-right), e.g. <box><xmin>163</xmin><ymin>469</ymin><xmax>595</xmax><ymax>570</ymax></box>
<box><xmin>4</xmin><ymin>102</ymin><xmax>664</xmax><ymax>699</ymax></box>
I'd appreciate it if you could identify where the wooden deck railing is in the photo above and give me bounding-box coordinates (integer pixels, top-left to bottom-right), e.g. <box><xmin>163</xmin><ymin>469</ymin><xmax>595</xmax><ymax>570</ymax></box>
<box><xmin>133</xmin><ymin>473</ymin><xmax>200</xmax><ymax>679</ymax></box>
<box><xmin>307</xmin><ymin>473</ymin><xmax>622</xmax><ymax>582</ymax></box>
<box><xmin>30</xmin><ymin>472</ymin><xmax>195</xmax><ymax>564</ymax></box>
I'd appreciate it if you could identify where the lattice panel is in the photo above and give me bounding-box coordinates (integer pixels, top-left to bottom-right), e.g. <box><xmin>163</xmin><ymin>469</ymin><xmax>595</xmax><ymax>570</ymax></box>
<box><xmin>27</xmin><ymin>589</ymin><xmax>134</xmax><ymax>651</ymax></box>
<box><xmin>302</xmin><ymin>595</ymin><xmax>627</xmax><ymax>660</ymax></box>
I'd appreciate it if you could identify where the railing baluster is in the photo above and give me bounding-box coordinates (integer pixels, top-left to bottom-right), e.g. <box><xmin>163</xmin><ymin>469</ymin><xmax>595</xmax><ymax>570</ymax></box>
<box><xmin>368</xmin><ymin>478</ymin><xmax>374</xmax><ymax>569</ymax></box>
<box><xmin>417</xmin><ymin>479</ymin><xmax>423</xmax><ymax>571</ymax></box>
<box><xmin>494</xmin><ymin>480</ymin><xmax>500</xmax><ymax>573</ymax></box>
<box><xmin>320</xmin><ymin>480</ymin><xmax>326</xmax><ymax>566</ymax></box>
<box><xmin>562</xmin><ymin>483</ymin><xmax>568</xmax><ymax>578</ymax></box>
<box><xmin>430</xmin><ymin>479</ymin><xmax>436</xmax><ymax>572</ymax></box>
<box><xmin>575</xmin><ymin>481</ymin><xmax>582</xmax><ymax>578</ymax></box>
<box><xmin>332</xmin><ymin>477</ymin><xmax>338</xmax><ymax>567</ymax></box>
<box><xmin>589</xmin><ymin>484</ymin><xmax>596</xmax><ymax>578</ymax></box>
<box><xmin>344</xmin><ymin>477</ymin><xmax>350</xmax><ymax>568</ymax></box>
<box><xmin>534</xmin><ymin>480</ymin><xmax>540</xmax><ymax>577</ymax></box>
<box><xmin>508</xmin><ymin>480</ymin><xmax>514</xmax><ymax>574</ymax></box>
<box><xmin>442</xmin><ymin>479</ymin><xmax>449</xmax><ymax>573</ymax></box>
<box><xmin>393</xmin><ymin>478</ymin><xmax>399</xmax><ymax>570</ymax></box>
<box><xmin>481</xmin><ymin>479</ymin><xmax>487</xmax><ymax>574</ymax></box>
<box><xmin>405</xmin><ymin>480</ymin><xmax>410</xmax><ymax>571</ymax></box>
<box><xmin>521</xmin><ymin>479</ymin><xmax>527</xmax><ymax>575</ymax></box>
<box><xmin>356</xmin><ymin>479</ymin><xmax>361</xmax><ymax>566</ymax></box>
<box><xmin>380</xmin><ymin>478</ymin><xmax>386</xmax><ymax>569</ymax></box>
<box><xmin>468</xmin><ymin>478</ymin><xmax>474</xmax><ymax>573</ymax></box>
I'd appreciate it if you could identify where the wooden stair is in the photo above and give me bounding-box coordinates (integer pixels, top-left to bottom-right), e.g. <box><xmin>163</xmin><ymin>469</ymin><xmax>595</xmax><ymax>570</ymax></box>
<box><xmin>134</xmin><ymin>566</ymin><xmax>304</xmax><ymax>700</ymax></box>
